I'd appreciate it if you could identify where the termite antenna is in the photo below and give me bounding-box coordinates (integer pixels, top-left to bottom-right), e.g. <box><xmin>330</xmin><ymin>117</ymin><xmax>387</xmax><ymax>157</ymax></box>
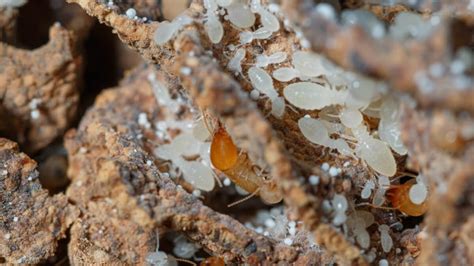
<box><xmin>212</xmin><ymin>172</ymin><xmax>223</xmax><ymax>188</ymax></box>
<box><xmin>201</xmin><ymin>109</ymin><xmax>214</xmax><ymax>135</ymax></box>
<box><xmin>397</xmin><ymin>171</ymin><xmax>419</xmax><ymax>178</ymax></box>
<box><xmin>175</xmin><ymin>258</ymin><xmax>197</xmax><ymax>266</ymax></box>
<box><xmin>227</xmin><ymin>188</ymin><xmax>261</xmax><ymax>208</ymax></box>
<box><xmin>356</xmin><ymin>202</ymin><xmax>397</xmax><ymax>211</ymax></box>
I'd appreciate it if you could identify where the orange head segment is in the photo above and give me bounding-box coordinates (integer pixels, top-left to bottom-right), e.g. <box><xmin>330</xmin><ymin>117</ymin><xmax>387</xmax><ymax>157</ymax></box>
<box><xmin>386</xmin><ymin>181</ymin><xmax>428</xmax><ymax>217</ymax></box>
<box><xmin>200</xmin><ymin>257</ymin><xmax>225</xmax><ymax>266</ymax></box>
<box><xmin>210</xmin><ymin>125</ymin><xmax>238</xmax><ymax>171</ymax></box>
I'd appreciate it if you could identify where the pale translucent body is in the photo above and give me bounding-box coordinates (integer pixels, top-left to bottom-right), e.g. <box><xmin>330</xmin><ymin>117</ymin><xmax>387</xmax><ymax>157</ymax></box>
<box><xmin>292</xmin><ymin>51</ymin><xmax>329</xmax><ymax>77</ymax></box>
<box><xmin>271</xmin><ymin>97</ymin><xmax>285</xmax><ymax>118</ymax></box>
<box><xmin>226</xmin><ymin>3</ymin><xmax>256</xmax><ymax>28</ymax></box>
<box><xmin>378</xmin><ymin>224</ymin><xmax>393</xmax><ymax>253</ymax></box>
<box><xmin>239</xmin><ymin>28</ymin><xmax>272</xmax><ymax>44</ymax></box>
<box><xmin>227</xmin><ymin>48</ymin><xmax>246</xmax><ymax>74</ymax></box>
<box><xmin>205</xmin><ymin>15</ymin><xmax>224</xmax><ymax>44</ymax></box>
<box><xmin>299</xmin><ymin>117</ymin><xmax>353</xmax><ymax>155</ymax></box>
<box><xmin>249</xmin><ymin>89</ymin><xmax>260</xmax><ymax>100</ymax></box>
<box><xmin>361</xmin><ymin>179</ymin><xmax>375</xmax><ymax>199</ymax></box>
<box><xmin>256</xmin><ymin>52</ymin><xmax>287</xmax><ymax>68</ymax></box>
<box><xmin>378</xmin><ymin>97</ymin><xmax>407</xmax><ymax>155</ymax></box>
<box><xmin>216</xmin><ymin>0</ymin><xmax>232</xmax><ymax>7</ymax></box>
<box><xmin>257</xmin><ymin>8</ymin><xmax>280</xmax><ymax>32</ymax></box>
<box><xmin>192</xmin><ymin>119</ymin><xmax>211</xmax><ymax>142</ymax></box>
<box><xmin>273</xmin><ymin>67</ymin><xmax>300</xmax><ymax>82</ymax></box>
<box><xmin>172</xmin><ymin>133</ymin><xmax>200</xmax><ymax>157</ymax></box>
<box><xmin>332</xmin><ymin>194</ymin><xmax>348</xmax><ymax>212</ymax></box>
<box><xmin>283</xmin><ymin>82</ymin><xmax>331</xmax><ymax>110</ymax></box>
<box><xmin>248</xmin><ymin>67</ymin><xmax>285</xmax><ymax>117</ymax></box>
<box><xmin>340</xmin><ymin>108</ymin><xmax>363</xmax><ymax>128</ymax></box>
<box><xmin>352</xmin><ymin>125</ymin><xmax>397</xmax><ymax>177</ymax></box>
<box><xmin>153</xmin><ymin>15</ymin><xmax>192</xmax><ymax>45</ymax></box>
<box><xmin>180</xmin><ymin>160</ymin><xmax>215</xmax><ymax>191</ymax></box>
<box><xmin>409</xmin><ymin>183</ymin><xmax>427</xmax><ymax>204</ymax></box>
<box><xmin>345</xmin><ymin>76</ymin><xmax>380</xmax><ymax>109</ymax></box>
<box><xmin>248</xmin><ymin>67</ymin><xmax>278</xmax><ymax>99</ymax></box>
<box><xmin>298</xmin><ymin>117</ymin><xmax>330</xmax><ymax>146</ymax></box>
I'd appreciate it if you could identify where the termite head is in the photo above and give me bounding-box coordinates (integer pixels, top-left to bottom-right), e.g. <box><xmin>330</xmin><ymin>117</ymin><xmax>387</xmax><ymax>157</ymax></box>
<box><xmin>209</xmin><ymin>120</ymin><xmax>239</xmax><ymax>171</ymax></box>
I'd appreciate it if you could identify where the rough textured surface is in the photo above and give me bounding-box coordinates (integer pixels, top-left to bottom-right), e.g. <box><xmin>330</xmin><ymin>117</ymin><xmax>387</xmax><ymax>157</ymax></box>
<box><xmin>401</xmin><ymin>106</ymin><xmax>474</xmax><ymax>266</ymax></box>
<box><xmin>1</xmin><ymin>0</ymin><xmax>472</xmax><ymax>264</ymax></box>
<box><xmin>65</xmin><ymin>65</ymin><xmax>320</xmax><ymax>264</ymax></box>
<box><xmin>0</xmin><ymin>138</ymin><xmax>79</xmax><ymax>264</ymax></box>
<box><xmin>0</xmin><ymin>24</ymin><xmax>82</xmax><ymax>153</ymax></box>
<box><xmin>282</xmin><ymin>0</ymin><xmax>474</xmax><ymax>113</ymax></box>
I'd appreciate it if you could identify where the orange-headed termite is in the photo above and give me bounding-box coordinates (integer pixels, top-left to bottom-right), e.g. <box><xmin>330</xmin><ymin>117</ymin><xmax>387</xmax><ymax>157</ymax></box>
<box><xmin>386</xmin><ymin>179</ymin><xmax>428</xmax><ymax>217</ymax></box>
<box><xmin>209</xmin><ymin>120</ymin><xmax>282</xmax><ymax>205</ymax></box>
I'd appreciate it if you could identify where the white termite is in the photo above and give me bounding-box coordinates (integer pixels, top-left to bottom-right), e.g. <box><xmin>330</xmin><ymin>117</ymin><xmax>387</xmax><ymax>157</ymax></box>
<box><xmin>298</xmin><ymin>117</ymin><xmax>353</xmax><ymax>156</ymax></box>
<box><xmin>292</xmin><ymin>51</ymin><xmax>330</xmax><ymax>78</ymax></box>
<box><xmin>351</xmin><ymin>125</ymin><xmax>397</xmax><ymax>177</ymax></box>
<box><xmin>248</xmin><ymin>66</ymin><xmax>285</xmax><ymax>117</ymax></box>
<box><xmin>378</xmin><ymin>97</ymin><xmax>408</xmax><ymax>155</ymax></box>
<box><xmin>204</xmin><ymin>0</ymin><xmax>224</xmax><ymax>44</ymax></box>
<box><xmin>227</xmin><ymin>48</ymin><xmax>246</xmax><ymax>75</ymax></box>
<box><xmin>256</xmin><ymin>52</ymin><xmax>287</xmax><ymax>68</ymax></box>
<box><xmin>239</xmin><ymin>27</ymin><xmax>272</xmax><ymax>44</ymax></box>
<box><xmin>155</xmin><ymin>131</ymin><xmax>215</xmax><ymax>192</ymax></box>
<box><xmin>216</xmin><ymin>0</ymin><xmax>232</xmax><ymax>7</ymax></box>
<box><xmin>226</xmin><ymin>2</ymin><xmax>256</xmax><ymax>28</ymax></box>
<box><xmin>378</xmin><ymin>224</ymin><xmax>393</xmax><ymax>253</ymax></box>
<box><xmin>250</xmin><ymin>0</ymin><xmax>280</xmax><ymax>32</ymax></box>
<box><xmin>153</xmin><ymin>15</ymin><xmax>193</xmax><ymax>45</ymax></box>
<box><xmin>339</xmin><ymin>107</ymin><xmax>364</xmax><ymax>129</ymax></box>
<box><xmin>361</xmin><ymin>179</ymin><xmax>375</xmax><ymax>199</ymax></box>
<box><xmin>273</xmin><ymin>67</ymin><xmax>300</xmax><ymax>82</ymax></box>
<box><xmin>283</xmin><ymin>82</ymin><xmax>347</xmax><ymax>110</ymax></box>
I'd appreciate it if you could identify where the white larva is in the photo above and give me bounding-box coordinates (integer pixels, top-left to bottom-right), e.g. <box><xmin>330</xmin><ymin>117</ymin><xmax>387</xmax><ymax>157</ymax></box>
<box><xmin>205</xmin><ymin>15</ymin><xmax>224</xmax><ymax>44</ymax></box>
<box><xmin>239</xmin><ymin>28</ymin><xmax>272</xmax><ymax>44</ymax></box>
<box><xmin>298</xmin><ymin>117</ymin><xmax>331</xmax><ymax>146</ymax></box>
<box><xmin>378</xmin><ymin>224</ymin><xmax>393</xmax><ymax>253</ymax></box>
<box><xmin>256</xmin><ymin>52</ymin><xmax>287</xmax><ymax>68</ymax></box>
<box><xmin>292</xmin><ymin>51</ymin><xmax>330</xmax><ymax>78</ymax></box>
<box><xmin>361</xmin><ymin>179</ymin><xmax>375</xmax><ymax>199</ymax></box>
<box><xmin>273</xmin><ymin>67</ymin><xmax>300</xmax><ymax>82</ymax></box>
<box><xmin>227</xmin><ymin>48</ymin><xmax>246</xmax><ymax>75</ymax></box>
<box><xmin>339</xmin><ymin>107</ymin><xmax>363</xmax><ymax>129</ymax></box>
<box><xmin>226</xmin><ymin>2</ymin><xmax>256</xmax><ymax>28</ymax></box>
<box><xmin>298</xmin><ymin>117</ymin><xmax>353</xmax><ymax>155</ymax></box>
<box><xmin>153</xmin><ymin>15</ymin><xmax>192</xmax><ymax>45</ymax></box>
<box><xmin>216</xmin><ymin>0</ymin><xmax>232</xmax><ymax>7</ymax></box>
<box><xmin>248</xmin><ymin>67</ymin><xmax>277</xmax><ymax>98</ymax></box>
<box><xmin>283</xmin><ymin>82</ymin><xmax>332</xmax><ymax>110</ymax></box>
<box><xmin>248</xmin><ymin>67</ymin><xmax>285</xmax><ymax>118</ymax></box>
<box><xmin>352</xmin><ymin>125</ymin><xmax>397</xmax><ymax>177</ymax></box>
<box><xmin>180</xmin><ymin>160</ymin><xmax>215</xmax><ymax>192</ymax></box>
<box><xmin>378</xmin><ymin>97</ymin><xmax>408</xmax><ymax>155</ymax></box>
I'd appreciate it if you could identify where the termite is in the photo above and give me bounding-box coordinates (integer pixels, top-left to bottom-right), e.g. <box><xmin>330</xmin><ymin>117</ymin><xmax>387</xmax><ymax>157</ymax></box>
<box><xmin>207</xmin><ymin>118</ymin><xmax>282</xmax><ymax>205</ymax></box>
<box><xmin>386</xmin><ymin>179</ymin><xmax>428</xmax><ymax>217</ymax></box>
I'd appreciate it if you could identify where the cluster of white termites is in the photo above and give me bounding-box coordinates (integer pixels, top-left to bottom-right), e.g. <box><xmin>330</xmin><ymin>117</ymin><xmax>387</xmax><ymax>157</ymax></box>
<box><xmin>133</xmin><ymin>0</ymin><xmax>447</xmax><ymax>260</ymax></box>
<box><xmin>151</xmin><ymin>0</ymin><xmax>409</xmax><ymax>177</ymax></box>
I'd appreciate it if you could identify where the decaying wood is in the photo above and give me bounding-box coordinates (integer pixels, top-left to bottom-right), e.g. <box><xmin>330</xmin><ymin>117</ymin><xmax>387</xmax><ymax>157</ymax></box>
<box><xmin>0</xmin><ymin>138</ymin><xmax>79</xmax><ymax>264</ymax></box>
<box><xmin>0</xmin><ymin>24</ymin><xmax>82</xmax><ymax>153</ymax></box>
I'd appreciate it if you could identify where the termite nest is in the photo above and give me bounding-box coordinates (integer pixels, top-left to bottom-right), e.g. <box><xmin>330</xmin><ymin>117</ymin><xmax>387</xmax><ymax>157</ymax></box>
<box><xmin>0</xmin><ymin>0</ymin><xmax>473</xmax><ymax>265</ymax></box>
